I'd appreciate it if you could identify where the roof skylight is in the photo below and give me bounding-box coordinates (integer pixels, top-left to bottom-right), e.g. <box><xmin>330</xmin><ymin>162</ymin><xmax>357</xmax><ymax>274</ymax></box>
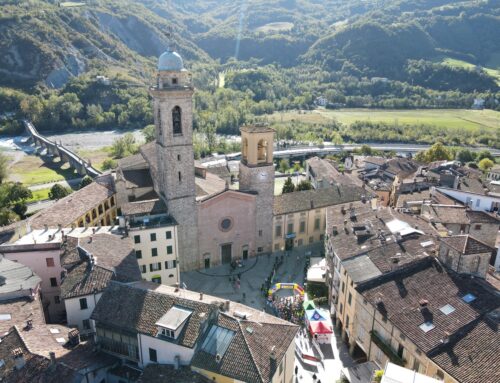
<box><xmin>462</xmin><ymin>293</ymin><xmax>477</xmax><ymax>303</ymax></box>
<box><xmin>439</xmin><ymin>304</ymin><xmax>455</xmax><ymax>315</ymax></box>
<box><xmin>419</xmin><ymin>322</ymin><xmax>435</xmax><ymax>333</ymax></box>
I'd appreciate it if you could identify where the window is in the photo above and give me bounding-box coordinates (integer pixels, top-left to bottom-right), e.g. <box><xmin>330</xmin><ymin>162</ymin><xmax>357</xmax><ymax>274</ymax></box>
<box><xmin>151</xmin><ymin>248</ymin><xmax>158</xmax><ymax>257</ymax></box>
<box><xmin>166</xmin><ymin>231</ymin><xmax>172</xmax><ymax>240</ymax></box>
<box><xmin>167</xmin><ymin>245</ymin><xmax>173</xmax><ymax>255</ymax></box>
<box><xmin>141</xmin><ymin>265</ymin><xmax>147</xmax><ymax>274</ymax></box>
<box><xmin>160</xmin><ymin>328</ymin><xmax>175</xmax><ymax>338</ymax></box>
<box><xmin>348</xmin><ymin>292</ymin><xmax>352</xmax><ymax>305</ymax></box>
<box><xmin>152</xmin><ymin>276</ymin><xmax>162</xmax><ymax>284</ymax></box>
<box><xmin>150</xmin><ymin>233</ymin><xmax>157</xmax><ymax>242</ymax></box>
<box><xmin>178</xmin><ymin>171</ymin><xmax>182</xmax><ymax>182</ymax></box>
<box><xmin>54</xmin><ymin>296</ymin><xmax>60</xmax><ymax>304</ymax></box>
<box><xmin>50</xmin><ymin>278</ymin><xmax>57</xmax><ymax>287</ymax></box>
<box><xmin>345</xmin><ymin>315</ymin><xmax>350</xmax><ymax>329</ymax></box>
<box><xmin>157</xmin><ymin>109</ymin><xmax>162</xmax><ymax>134</ymax></box>
<box><xmin>149</xmin><ymin>348</ymin><xmax>158</xmax><ymax>363</ymax></box>
<box><xmin>135</xmin><ymin>250</ymin><xmax>142</xmax><ymax>259</ymax></box>
<box><xmin>287</xmin><ymin>223</ymin><xmax>294</xmax><ymax>234</ymax></box>
<box><xmin>413</xmin><ymin>359</ymin><xmax>421</xmax><ymax>373</ymax></box>
<box><xmin>80</xmin><ymin>298</ymin><xmax>88</xmax><ymax>310</ymax></box>
<box><xmin>172</xmin><ymin>106</ymin><xmax>182</xmax><ymax>135</ymax></box>
<box><xmin>83</xmin><ymin>319</ymin><xmax>91</xmax><ymax>330</ymax></box>
<box><xmin>436</xmin><ymin>370</ymin><xmax>444</xmax><ymax>380</ymax></box>
<box><xmin>299</xmin><ymin>221</ymin><xmax>306</xmax><ymax>233</ymax></box>
<box><xmin>220</xmin><ymin>218</ymin><xmax>232</xmax><ymax>231</ymax></box>
<box><xmin>257</xmin><ymin>247</ymin><xmax>263</xmax><ymax>253</ymax></box>
<box><xmin>275</xmin><ymin>225</ymin><xmax>282</xmax><ymax>238</ymax></box>
<box><xmin>165</xmin><ymin>260</ymin><xmax>177</xmax><ymax>269</ymax></box>
<box><xmin>134</xmin><ymin>235</ymin><xmax>141</xmax><ymax>244</ymax></box>
<box><xmin>46</xmin><ymin>258</ymin><xmax>55</xmax><ymax>267</ymax></box>
<box><xmin>341</xmin><ymin>282</ymin><xmax>345</xmax><ymax>293</ymax></box>
<box><xmin>258</xmin><ymin>230</ymin><xmax>263</xmax><ymax>237</ymax></box>
<box><xmin>172</xmin><ymin>78</ymin><xmax>178</xmax><ymax>85</ymax></box>
<box><xmin>397</xmin><ymin>344</ymin><xmax>404</xmax><ymax>358</ymax></box>
<box><xmin>177</xmin><ymin>154</ymin><xmax>181</xmax><ymax>161</ymax></box>
<box><xmin>339</xmin><ymin>303</ymin><xmax>343</xmax><ymax>314</ymax></box>
<box><xmin>314</xmin><ymin>218</ymin><xmax>321</xmax><ymax>231</ymax></box>
<box><xmin>474</xmin><ymin>224</ymin><xmax>481</xmax><ymax>230</ymax></box>
<box><xmin>150</xmin><ymin>263</ymin><xmax>161</xmax><ymax>271</ymax></box>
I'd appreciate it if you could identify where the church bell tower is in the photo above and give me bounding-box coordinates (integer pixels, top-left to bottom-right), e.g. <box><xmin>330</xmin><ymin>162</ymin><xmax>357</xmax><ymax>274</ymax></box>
<box><xmin>239</xmin><ymin>125</ymin><xmax>275</xmax><ymax>254</ymax></box>
<box><xmin>149</xmin><ymin>48</ymin><xmax>199</xmax><ymax>271</ymax></box>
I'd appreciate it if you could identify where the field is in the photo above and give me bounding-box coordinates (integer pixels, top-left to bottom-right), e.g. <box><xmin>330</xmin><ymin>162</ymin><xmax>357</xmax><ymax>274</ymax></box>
<box><xmin>27</xmin><ymin>188</ymin><xmax>51</xmax><ymax>203</ymax></box>
<box><xmin>8</xmin><ymin>155</ymin><xmax>78</xmax><ymax>186</ymax></box>
<box><xmin>76</xmin><ymin>147</ymin><xmax>113</xmax><ymax>171</ymax></box>
<box><xmin>269</xmin><ymin>108</ymin><xmax>500</xmax><ymax>131</ymax></box>
<box><xmin>440</xmin><ymin>58</ymin><xmax>500</xmax><ymax>84</ymax></box>
<box><xmin>254</xmin><ymin>22</ymin><xmax>294</xmax><ymax>33</ymax></box>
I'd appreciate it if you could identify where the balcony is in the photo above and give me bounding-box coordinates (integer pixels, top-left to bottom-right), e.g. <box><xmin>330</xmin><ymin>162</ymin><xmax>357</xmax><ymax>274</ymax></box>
<box><xmin>370</xmin><ymin>331</ymin><xmax>405</xmax><ymax>366</ymax></box>
<box><xmin>98</xmin><ymin>337</ymin><xmax>139</xmax><ymax>362</ymax></box>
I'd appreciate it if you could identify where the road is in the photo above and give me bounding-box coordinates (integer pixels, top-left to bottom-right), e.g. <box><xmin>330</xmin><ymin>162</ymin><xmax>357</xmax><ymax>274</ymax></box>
<box><xmin>28</xmin><ymin>177</ymin><xmax>84</xmax><ymax>191</ymax></box>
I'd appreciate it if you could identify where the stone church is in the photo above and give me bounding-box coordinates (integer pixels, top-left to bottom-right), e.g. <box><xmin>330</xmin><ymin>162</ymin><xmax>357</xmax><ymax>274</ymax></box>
<box><xmin>115</xmin><ymin>48</ymin><xmax>275</xmax><ymax>272</ymax></box>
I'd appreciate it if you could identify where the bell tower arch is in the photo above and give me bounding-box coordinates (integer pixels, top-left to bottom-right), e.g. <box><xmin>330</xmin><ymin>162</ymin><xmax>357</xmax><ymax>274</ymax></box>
<box><xmin>239</xmin><ymin>124</ymin><xmax>275</xmax><ymax>254</ymax></box>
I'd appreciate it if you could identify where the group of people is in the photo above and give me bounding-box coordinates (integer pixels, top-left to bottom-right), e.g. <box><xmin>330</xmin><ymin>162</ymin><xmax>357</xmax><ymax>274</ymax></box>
<box><xmin>260</xmin><ymin>254</ymin><xmax>286</xmax><ymax>297</ymax></box>
<box><xmin>271</xmin><ymin>294</ymin><xmax>305</xmax><ymax>325</ymax></box>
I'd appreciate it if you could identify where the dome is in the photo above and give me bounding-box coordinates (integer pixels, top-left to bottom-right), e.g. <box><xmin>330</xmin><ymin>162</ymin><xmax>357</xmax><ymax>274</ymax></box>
<box><xmin>157</xmin><ymin>49</ymin><xmax>184</xmax><ymax>71</ymax></box>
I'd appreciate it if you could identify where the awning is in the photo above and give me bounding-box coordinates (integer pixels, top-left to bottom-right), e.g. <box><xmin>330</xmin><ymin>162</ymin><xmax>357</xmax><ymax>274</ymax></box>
<box><xmin>309</xmin><ymin>320</ymin><xmax>333</xmax><ymax>335</ymax></box>
<box><xmin>303</xmin><ymin>301</ymin><xmax>316</xmax><ymax>311</ymax></box>
<box><xmin>306</xmin><ymin>309</ymin><xmax>328</xmax><ymax>322</ymax></box>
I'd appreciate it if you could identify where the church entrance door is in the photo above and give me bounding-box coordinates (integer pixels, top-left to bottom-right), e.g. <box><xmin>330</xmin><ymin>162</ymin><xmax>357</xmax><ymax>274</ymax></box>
<box><xmin>242</xmin><ymin>246</ymin><xmax>249</xmax><ymax>260</ymax></box>
<box><xmin>285</xmin><ymin>238</ymin><xmax>294</xmax><ymax>251</ymax></box>
<box><xmin>221</xmin><ymin>243</ymin><xmax>232</xmax><ymax>264</ymax></box>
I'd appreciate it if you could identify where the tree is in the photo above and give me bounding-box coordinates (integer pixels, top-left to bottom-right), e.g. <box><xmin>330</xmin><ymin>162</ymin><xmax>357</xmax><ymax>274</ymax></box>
<box><xmin>279</xmin><ymin>159</ymin><xmax>290</xmax><ymax>173</ymax></box>
<box><xmin>296</xmin><ymin>180</ymin><xmax>313</xmax><ymax>191</ymax></box>
<box><xmin>478</xmin><ymin>158</ymin><xmax>494</xmax><ymax>172</ymax></box>
<box><xmin>359</xmin><ymin>145</ymin><xmax>373</xmax><ymax>156</ymax></box>
<box><xmin>0</xmin><ymin>182</ymin><xmax>32</xmax><ymax>223</ymax></box>
<box><xmin>101</xmin><ymin>158</ymin><xmax>117</xmax><ymax>171</ymax></box>
<box><xmin>415</xmin><ymin>142</ymin><xmax>452</xmax><ymax>163</ymax></box>
<box><xmin>49</xmin><ymin>184</ymin><xmax>70</xmax><ymax>200</ymax></box>
<box><xmin>142</xmin><ymin>124</ymin><xmax>156</xmax><ymax>143</ymax></box>
<box><xmin>111</xmin><ymin>133</ymin><xmax>137</xmax><ymax>159</ymax></box>
<box><xmin>0</xmin><ymin>152</ymin><xmax>7</xmax><ymax>184</ymax></box>
<box><xmin>476</xmin><ymin>150</ymin><xmax>494</xmax><ymax>162</ymax></box>
<box><xmin>282</xmin><ymin>177</ymin><xmax>295</xmax><ymax>193</ymax></box>
<box><xmin>79</xmin><ymin>176</ymin><xmax>93</xmax><ymax>189</ymax></box>
<box><xmin>456</xmin><ymin>149</ymin><xmax>475</xmax><ymax>163</ymax></box>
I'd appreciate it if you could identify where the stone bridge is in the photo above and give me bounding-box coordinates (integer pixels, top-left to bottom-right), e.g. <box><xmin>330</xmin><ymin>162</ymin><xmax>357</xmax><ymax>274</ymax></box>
<box><xmin>24</xmin><ymin>120</ymin><xmax>102</xmax><ymax>178</ymax></box>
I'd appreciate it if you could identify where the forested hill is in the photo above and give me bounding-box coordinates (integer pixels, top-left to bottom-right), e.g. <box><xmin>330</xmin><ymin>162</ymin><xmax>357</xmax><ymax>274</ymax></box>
<box><xmin>1</xmin><ymin>0</ymin><xmax>499</xmax><ymax>92</ymax></box>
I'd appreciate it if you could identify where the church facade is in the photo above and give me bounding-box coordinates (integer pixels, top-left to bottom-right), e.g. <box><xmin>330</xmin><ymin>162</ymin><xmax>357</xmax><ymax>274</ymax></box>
<box><xmin>116</xmin><ymin>48</ymin><xmax>275</xmax><ymax>272</ymax></box>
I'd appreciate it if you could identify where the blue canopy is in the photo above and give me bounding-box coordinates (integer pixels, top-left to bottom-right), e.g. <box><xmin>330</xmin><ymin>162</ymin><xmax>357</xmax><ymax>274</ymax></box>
<box><xmin>306</xmin><ymin>309</ymin><xmax>328</xmax><ymax>322</ymax></box>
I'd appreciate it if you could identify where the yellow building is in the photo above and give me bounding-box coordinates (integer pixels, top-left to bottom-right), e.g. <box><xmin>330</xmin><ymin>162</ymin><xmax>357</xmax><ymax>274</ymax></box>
<box><xmin>272</xmin><ymin>186</ymin><xmax>368</xmax><ymax>251</ymax></box>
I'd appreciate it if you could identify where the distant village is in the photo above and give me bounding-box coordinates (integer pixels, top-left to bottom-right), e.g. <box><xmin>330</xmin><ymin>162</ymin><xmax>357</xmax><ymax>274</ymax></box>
<box><xmin>0</xmin><ymin>49</ymin><xmax>499</xmax><ymax>383</ymax></box>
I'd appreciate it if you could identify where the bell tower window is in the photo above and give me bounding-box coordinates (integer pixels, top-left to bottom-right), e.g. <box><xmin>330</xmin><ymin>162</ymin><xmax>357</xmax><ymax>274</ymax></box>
<box><xmin>172</xmin><ymin>106</ymin><xmax>182</xmax><ymax>135</ymax></box>
<box><xmin>257</xmin><ymin>139</ymin><xmax>268</xmax><ymax>163</ymax></box>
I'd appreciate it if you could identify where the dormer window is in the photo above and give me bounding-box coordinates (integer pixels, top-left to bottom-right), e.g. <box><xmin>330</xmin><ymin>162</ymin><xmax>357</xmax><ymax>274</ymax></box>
<box><xmin>155</xmin><ymin>306</ymin><xmax>193</xmax><ymax>340</ymax></box>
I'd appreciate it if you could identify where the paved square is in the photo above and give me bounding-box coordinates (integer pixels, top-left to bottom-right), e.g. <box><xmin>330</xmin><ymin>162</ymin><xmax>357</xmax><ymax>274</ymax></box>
<box><xmin>181</xmin><ymin>243</ymin><xmax>322</xmax><ymax>311</ymax></box>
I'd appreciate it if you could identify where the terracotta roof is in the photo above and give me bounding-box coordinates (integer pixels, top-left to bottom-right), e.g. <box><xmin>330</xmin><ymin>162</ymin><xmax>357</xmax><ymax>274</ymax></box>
<box><xmin>422</xmin><ymin>205</ymin><xmax>469</xmax><ymax>225</ymax></box>
<box><xmin>326</xmin><ymin>201</ymin><xmax>437</xmax><ymax>262</ymax></box>
<box><xmin>61</xmin><ymin>233</ymin><xmax>141</xmax><ymax>299</ymax></box>
<box><xmin>0</xmin><ymin>258</ymin><xmax>41</xmax><ymax>295</ymax></box>
<box><xmin>0</xmin><ymin>328</ymin><xmax>79</xmax><ymax>383</ymax></box>
<box><xmin>121</xmin><ymin>199</ymin><xmax>167</xmax><ymax>216</ymax></box>
<box><xmin>91</xmin><ymin>282</ymin><xmax>216</xmax><ymax>348</ymax></box>
<box><xmin>28</xmin><ymin>177</ymin><xmax>115</xmax><ymax>229</ymax></box>
<box><xmin>307</xmin><ymin>157</ymin><xmax>358</xmax><ymax>186</ymax></box>
<box><xmin>429</xmin><ymin>313</ymin><xmax>500</xmax><ymax>383</ymax></box>
<box><xmin>122</xmin><ymin>169</ymin><xmax>153</xmax><ymax>189</ymax></box>
<box><xmin>273</xmin><ymin>185</ymin><xmax>370</xmax><ymax>215</ymax></box>
<box><xmin>384</xmin><ymin>158</ymin><xmax>420</xmax><ymax>178</ymax></box>
<box><xmin>93</xmin><ymin>282</ymin><xmax>298</xmax><ymax>383</ymax></box>
<box><xmin>440</xmin><ymin>235</ymin><xmax>495</xmax><ymax>255</ymax></box>
<box><xmin>357</xmin><ymin>258</ymin><xmax>500</xmax><ymax>354</ymax></box>
<box><xmin>457</xmin><ymin>177</ymin><xmax>486</xmax><ymax>195</ymax></box>
<box><xmin>117</xmin><ymin>153</ymin><xmax>147</xmax><ymax>169</ymax></box>
<box><xmin>395</xmin><ymin>190</ymin><xmax>431</xmax><ymax>208</ymax></box>
<box><xmin>137</xmin><ymin>364</ymin><xmax>211</xmax><ymax>383</ymax></box>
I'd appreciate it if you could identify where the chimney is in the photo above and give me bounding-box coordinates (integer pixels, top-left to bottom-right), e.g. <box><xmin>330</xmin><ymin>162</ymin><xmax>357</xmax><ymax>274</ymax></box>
<box><xmin>12</xmin><ymin>348</ymin><xmax>25</xmax><ymax>370</ymax></box>
<box><xmin>419</xmin><ymin>299</ymin><xmax>429</xmax><ymax>309</ymax></box>
<box><xmin>49</xmin><ymin>351</ymin><xmax>56</xmax><ymax>366</ymax></box>
<box><xmin>174</xmin><ymin>283</ymin><xmax>180</xmax><ymax>292</ymax></box>
<box><xmin>224</xmin><ymin>300</ymin><xmax>230</xmax><ymax>312</ymax></box>
<box><xmin>68</xmin><ymin>329</ymin><xmax>80</xmax><ymax>346</ymax></box>
<box><xmin>199</xmin><ymin>292</ymin><xmax>203</xmax><ymax>300</ymax></box>
<box><xmin>442</xmin><ymin>331</ymin><xmax>451</xmax><ymax>344</ymax></box>
<box><xmin>269</xmin><ymin>346</ymin><xmax>277</xmax><ymax>379</ymax></box>
<box><xmin>44</xmin><ymin>224</ymin><xmax>48</xmax><ymax>232</ymax></box>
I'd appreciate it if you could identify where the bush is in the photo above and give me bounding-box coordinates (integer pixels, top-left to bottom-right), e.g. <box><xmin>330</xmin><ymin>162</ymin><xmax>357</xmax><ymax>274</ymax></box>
<box><xmin>49</xmin><ymin>184</ymin><xmax>70</xmax><ymax>200</ymax></box>
<box><xmin>79</xmin><ymin>176</ymin><xmax>93</xmax><ymax>189</ymax></box>
<box><xmin>101</xmin><ymin>158</ymin><xmax>117</xmax><ymax>171</ymax></box>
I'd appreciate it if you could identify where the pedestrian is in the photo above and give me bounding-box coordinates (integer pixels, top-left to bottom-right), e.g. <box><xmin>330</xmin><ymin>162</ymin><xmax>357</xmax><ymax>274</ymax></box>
<box><xmin>295</xmin><ymin>365</ymin><xmax>298</xmax><ymax>375</ymax></box>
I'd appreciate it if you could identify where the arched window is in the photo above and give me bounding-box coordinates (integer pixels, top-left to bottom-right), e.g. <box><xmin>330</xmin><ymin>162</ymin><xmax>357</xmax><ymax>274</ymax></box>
<box><xmin>157</xmin><ymin>108</ymin><xmax>162</xmax><ymax>136</ymax></box>
<box><xmin>172</xmin><ymin>106</ymin><xmax>182</xmax><ymax>135</ymax></box>
<box><xmin>472</xmin><ymin>257</ymin><xmax>480</xmax><ymax>274</ymax></box>
<box><xmin>257</xmin><ymin>139</ymin><xmax>268</xmax><ymax>162</ymax></box>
